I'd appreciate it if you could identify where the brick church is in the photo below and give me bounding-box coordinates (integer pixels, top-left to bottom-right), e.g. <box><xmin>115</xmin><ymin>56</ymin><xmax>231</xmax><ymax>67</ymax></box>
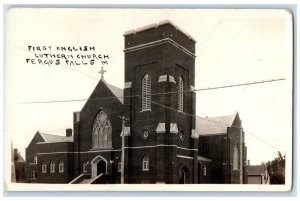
<box><xmin>25</xmin><ymin>21</ymin><xmax>248</xmax><ymax>184</ymax></box>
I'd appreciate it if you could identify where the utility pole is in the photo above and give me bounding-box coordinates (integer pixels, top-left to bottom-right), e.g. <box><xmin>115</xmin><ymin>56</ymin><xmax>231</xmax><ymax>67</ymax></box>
<box><xmin>118</xmin><ymin>115</ymin><xmax>129</xmax><ymax>184</ymax></box>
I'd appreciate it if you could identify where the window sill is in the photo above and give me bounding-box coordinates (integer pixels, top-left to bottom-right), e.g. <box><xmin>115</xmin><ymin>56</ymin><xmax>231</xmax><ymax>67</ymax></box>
<box><xmin>89</xmin><ymin>147</ymin><xmax>113</xmax><ymax>151</ymax></box>
<box><xmin>141</xmin><ymin>109</ymin><xmax>151</xmax><ymax>112</ymax></box>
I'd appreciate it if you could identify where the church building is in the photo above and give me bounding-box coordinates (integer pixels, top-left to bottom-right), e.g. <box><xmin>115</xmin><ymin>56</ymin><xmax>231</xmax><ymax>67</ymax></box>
<box><xmin>25</xmin><ymin>20</ymin><xmax>247</xmax><ymax>184</ymax></box>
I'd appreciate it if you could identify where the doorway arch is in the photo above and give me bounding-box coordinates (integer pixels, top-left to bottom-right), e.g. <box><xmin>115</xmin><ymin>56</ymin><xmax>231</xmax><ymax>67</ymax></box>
<box><xmin>91</xmin><ymin>155</ymin><xmax>107</xmax><ymax>178</ymax></box>
<box><xmin>179</xmin><ymin>166</ymin><xmax>189</xmax><ymax>184</ymax></box>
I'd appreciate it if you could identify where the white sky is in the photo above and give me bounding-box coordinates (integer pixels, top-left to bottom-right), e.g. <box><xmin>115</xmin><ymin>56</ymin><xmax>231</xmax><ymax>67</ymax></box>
<box><xmin>5</xmin><ymin>8</ymin><xmax>293</xmax><ymax>166</ymax></box>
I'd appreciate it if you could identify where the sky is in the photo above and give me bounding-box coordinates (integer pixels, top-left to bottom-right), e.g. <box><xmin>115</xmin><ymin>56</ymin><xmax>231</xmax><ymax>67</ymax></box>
<box><xmin>5</xmin><ymin>8</ymin><xmax>293</xmax><ymax>166</ymax></box>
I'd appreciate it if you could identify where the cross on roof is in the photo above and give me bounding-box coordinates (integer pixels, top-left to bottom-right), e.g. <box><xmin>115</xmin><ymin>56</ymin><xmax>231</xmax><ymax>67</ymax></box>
<box><xmin>99</xmin><ymin>66</ymin><xmax>107</xmax><ymax>80</ymax></box>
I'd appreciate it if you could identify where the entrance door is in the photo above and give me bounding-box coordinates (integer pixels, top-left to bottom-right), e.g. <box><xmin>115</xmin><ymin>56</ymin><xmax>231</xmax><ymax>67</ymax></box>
<box><xmin>179</xmin><ymin>166</ymin><xmax>188</xmax><ymax>184</ymax></box>
<box><xmin>97</xmin><ymin>160</ymin><xmax>106</xmax><ymax>175</ymax></box>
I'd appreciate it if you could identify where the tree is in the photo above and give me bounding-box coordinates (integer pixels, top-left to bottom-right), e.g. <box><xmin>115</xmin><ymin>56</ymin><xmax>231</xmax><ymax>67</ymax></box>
<box><xmin>266</xmin><ymin>151</ymin><xmax>285</xmax><ymax>184</ymax></box>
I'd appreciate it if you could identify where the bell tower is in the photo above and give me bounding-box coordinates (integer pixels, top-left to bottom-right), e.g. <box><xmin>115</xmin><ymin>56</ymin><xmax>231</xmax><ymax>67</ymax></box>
<box><xmin>123</xmin><ymin>20</ymin><xmax>197</xmax><ymax>183</ymax></box>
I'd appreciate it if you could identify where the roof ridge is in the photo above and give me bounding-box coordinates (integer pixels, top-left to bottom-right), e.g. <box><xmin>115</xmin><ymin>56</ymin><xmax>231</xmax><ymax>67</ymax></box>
<box><xmin>101</xmin><ymin>79</ymin><xmax>124</xmax><ymax>104</ymax></box>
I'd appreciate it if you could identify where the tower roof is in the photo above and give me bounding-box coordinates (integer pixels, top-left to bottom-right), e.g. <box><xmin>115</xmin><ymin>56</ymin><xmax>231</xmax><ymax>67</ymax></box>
<box><xmin>124</xmin><ymin>20</ymin><xmax>196</xmax><ymax>42</ymax></box>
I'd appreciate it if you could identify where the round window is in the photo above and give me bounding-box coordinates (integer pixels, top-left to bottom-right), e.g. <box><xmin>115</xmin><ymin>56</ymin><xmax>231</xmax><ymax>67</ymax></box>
<box><xmin>178</xmin><ymin>130</ymin><xmax>184</xmax><ymax>141</ymax></box>
<box><xmin>142</xmin><ymin>129</ymin><xmax>149</xmax><ymax>139</ymax></box>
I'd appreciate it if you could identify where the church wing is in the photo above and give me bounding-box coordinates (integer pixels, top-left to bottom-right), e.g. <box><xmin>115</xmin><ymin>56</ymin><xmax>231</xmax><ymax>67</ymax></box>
<box><xmin>76</xmin><ymin>78</ymin><xmax>124</xmax><ymax>152</ymax></box>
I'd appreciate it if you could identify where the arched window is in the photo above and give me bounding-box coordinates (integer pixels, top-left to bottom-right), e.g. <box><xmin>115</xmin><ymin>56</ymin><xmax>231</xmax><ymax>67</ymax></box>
<box><xmin>178</xmin><ymin>76</ymin><xmax>183</xmax><ymax>112</ymax></box>
<box><xmin>42</xmin><ymin>161</ymin><xmax>47</xmax><ymax>173</ymax></box>
<box><xmin>142</xmin><ymin>156</ymin><xmax>149</xmax><ymax>171</ymax></box>
<box><xmin>142</xmin><ymin>73</ymin><xmax>151</xmax><ymax>111</ymax></box>
<box><xmin>50</xmin><ymin>161</ymin><xmax>55</xmax><ymax>173</ymax></box>
<box><xmin>92</xmin><ymin>110</ymin><xmax>112</xmax><ymax>149</ymax></box>
<box><xmin>58</xmin><ymin>160</ymin><xmax>64</xmax><ymax>173</ymax></box>
<box><xmin>233</xmin><ymin>144</ymin><xmax>239</xmax><ymax>170</ymax></box>
<box><xmin>83</xmin><ymin>161</ymin><xmax>89</xmax><ymax>173</ymax></box>
<box><xmin>203</xmin><ymin>164</ymin><xmax>207</xmax><ymax>176</ymax></box>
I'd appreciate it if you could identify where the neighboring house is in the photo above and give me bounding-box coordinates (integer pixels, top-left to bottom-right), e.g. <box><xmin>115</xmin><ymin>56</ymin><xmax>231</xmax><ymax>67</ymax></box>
<box><xmin>25</xmin><ymin>20</ymin><xmax>247</xmax><ymax>184</ymax></box>
<box><xmin>247</xmin><ymin>165</ymin><xmax>270</xmax><ymax>184</ymax></box>
<box><xmin>12</xmin><ymin>148</ymin><xmax>26</xmax><ymax>183</ymax></box>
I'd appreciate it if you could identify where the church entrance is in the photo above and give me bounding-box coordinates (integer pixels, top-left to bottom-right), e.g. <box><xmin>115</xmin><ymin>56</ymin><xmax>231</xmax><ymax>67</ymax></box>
<box><xmin>179</xmin><ymin>166</ymin><xmax>188</xmax><ymax>184</ymax></box>
<box><xmin>97</xmin><ymin>160</ymin><xmax>106</xmax><ymax>175</ymax></box>
<box><xmin>91</xmin><ymin>155</ymin><xmax>107</xmax><ymax>178</ymax></box>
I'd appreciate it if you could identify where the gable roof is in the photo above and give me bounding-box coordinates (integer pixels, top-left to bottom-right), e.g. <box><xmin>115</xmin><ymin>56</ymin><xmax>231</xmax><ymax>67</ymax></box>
<box><xmin>37</xmin><ymin>131</ymin><xmax>73</xmax><ymax>144</ymax></box>
<box><xmin>248</xmin><ymin>165</ymin><xmax>267</xmax><ymax>176</ymax></box>
<box><xmin>15</xmin><ymin>152</ymin><xmax>25</xmax><ymax>163</ymax></box>
<box><xmin>196</xmin><ymin>112</ymin><xmax>238</xmax><ymax>136</ymax></box>
<box><xmin>105</xmin><ymin>80</ymin><xmax>124</xmax><ymax>104</ymax></box>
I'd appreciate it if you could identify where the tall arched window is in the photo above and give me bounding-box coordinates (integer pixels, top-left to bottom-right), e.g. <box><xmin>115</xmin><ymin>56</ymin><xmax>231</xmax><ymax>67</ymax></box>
<box><xmin>58</xmin><ymin>160</ymin><xmax>64</xmax><ymax>173</ymax></box>
<box><xmin>142</xmin><ymin>156</ymin><xmax>149</xmax><ymax>171</ymax></box>
<box><xmin>50</xmin><ymin>161</ymin><xmax>55</xmax><ymax>173</ymax></box>
<box><xmin>233</xmin><ymin>144</ymin><xmax>239</xmax><ymax>170</ymax></box>
<box><xmin>178</xmin><ymin>76</ymin><xmax>183</xmax><ymax>112</ymax></box>
<box><xmin>42</xmin><ymin>161</ymin><xmax>47</xmax><ymax>173</ymax></box>
<box><xmin>92</xmin><ymin>110</ymin><xmax>112</xmax><ymax>149</ymax></box>
<box><xmin>142</xmin><ymin>73</ymin><xmax>151</xmax><ymax>111</ymax></box>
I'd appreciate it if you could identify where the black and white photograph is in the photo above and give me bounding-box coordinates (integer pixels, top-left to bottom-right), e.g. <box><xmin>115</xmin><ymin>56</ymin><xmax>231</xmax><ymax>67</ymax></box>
<box><xmin>4</xmin><ymin>8</ymin><xmax>293</xmax><ymax>191</ymax></box>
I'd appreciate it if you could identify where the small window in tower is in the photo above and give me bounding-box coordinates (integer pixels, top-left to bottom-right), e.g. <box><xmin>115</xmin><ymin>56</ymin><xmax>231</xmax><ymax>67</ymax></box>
<box><xmin>178</xmin><ymin>76</ymin><xmax>184</xmax><ymax>112</ymax></box>
<box><xmin>141</xmin><ymin>129</ymin><xmax>149</xmax><ymax>139</ymax></box>
<box><xmin>178</xmin><ymin>130</ymin><xmax>184</xmax><ymax>141</ymax></box>
<box><xmin>203</xmin><ymin>164</ymin><xmax>207</xmax><ymax>176</ymax></box>
<box><xmin>142</xmin><ymin>156</ymin><xmax>149</xmax><ymax>171</ymax></box>
<box><xmin>142</xmin><ymin>73</ymin><xmax>151</xmax><ymax>111</ymax></box>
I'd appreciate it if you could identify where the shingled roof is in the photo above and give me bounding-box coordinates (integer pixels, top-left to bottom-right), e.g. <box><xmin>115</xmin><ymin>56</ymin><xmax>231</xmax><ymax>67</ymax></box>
<box><xmin>37</xmin><ymin>131</ymin><xmax>73</xmax><ymax>144</ymax></box>
<box><xmin>105</xmin><ymin>81</ymin><xmax>124</xmax><ymax>104</ymax></box>
<box><xmin>15</xmin><ymin>152</ymin><xmax>25</xmax><ymax>163</ymax></box>
<box><xmin>196</xmin><ymin>112</ymin><xmax>238</xmax><ymax>136</ymax></box>
<box><xmin>248</xmin><ymin>165</ymin><xmax>267</xmax><ymax>176</ymax></box>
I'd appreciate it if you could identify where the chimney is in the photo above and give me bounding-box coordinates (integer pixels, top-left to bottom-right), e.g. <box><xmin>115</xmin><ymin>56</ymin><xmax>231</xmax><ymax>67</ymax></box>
<box><xmin>13</xmin><ymin>148</ymin><xmax>18</xmax><ymax>160</ymax></box>
<box><xmin>247</xmin><ymin>160</ymin><xmax>250</xmax><ymax>166</ymax></box>
<box><xmin>66</xmin><ymin>128</ymin><xmax>72</xmax><ymax>137</ymax></box>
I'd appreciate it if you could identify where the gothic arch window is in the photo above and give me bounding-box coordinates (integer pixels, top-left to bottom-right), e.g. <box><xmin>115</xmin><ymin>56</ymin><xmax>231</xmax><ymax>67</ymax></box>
<box><xmin>142</xmin><ymin>73</ymin><xmax>151</xmax><ymax>111</ymax></box>
<box><xmin>50</xmin><ymin>161</ymin><xmax>55</xmax><ymax>173</ymax></box>
<box><xmin>41</xmin><ymin>161</ymin><xmax>47</xmax><ymax>173</ymax></box>
<box><xmin>178</xmin><ymin>76</ymin><xmax>184</xmax><ymax>112</ymax></box>
<box><xmin>142</xmin><ymin>156</ymin><xmax>149</xmax><ymax>171</ymax></box>
<box><xmin>233</xmin><ymin>144</ymin><xmax>239</xmax><ymax>170</ymax></box>
<box><xmin>58</xmin><ymin>160</ymin><xmax>64</xmax><ymax>173</ymax></box>
<box><xmin>92</xmin><ymin>110</ymin><xmax>112</xmax><ymax>149</ymax></box>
